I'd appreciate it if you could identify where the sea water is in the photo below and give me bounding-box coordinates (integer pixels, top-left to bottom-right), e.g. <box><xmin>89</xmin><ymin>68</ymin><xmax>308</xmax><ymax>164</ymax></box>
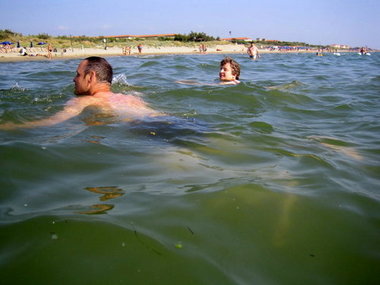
<box><xmin>0</xmin><ymin>53</ymin><xmax>379</xmax><ymax>284</ymax></box>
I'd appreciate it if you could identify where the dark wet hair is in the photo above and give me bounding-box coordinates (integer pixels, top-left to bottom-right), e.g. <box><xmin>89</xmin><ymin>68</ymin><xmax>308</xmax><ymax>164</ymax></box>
<box><xmin>83</xmin><ymin>56</ymin><xmax>113</xmax><ymax>84</ymax></box>
<box><xmin>220</xmin><ymin>57</ymin><xmax>240</xmax><ymax>80</ymax></box>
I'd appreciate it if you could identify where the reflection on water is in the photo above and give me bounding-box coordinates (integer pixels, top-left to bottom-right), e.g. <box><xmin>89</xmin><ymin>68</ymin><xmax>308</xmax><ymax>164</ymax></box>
<box><xmin>80</xmin><ymin>105</ymin><xmax>120</xmax><ymax>126</ymax></box>
<box><xmin>78</xmin><ymin>204</ymin><xmax>114</xmax><ymax>215</ymax></box>
<box><xmin>84</xmin><ymin>135</ymin><xmax>106</xmax><ymax>144</ymax></box>
<box><xmin>308</xmin><ymin>135</ymin><xmax>363</xmax><ymax>161</ymax></box>
<box><xmin>79</xmin><ymin>186</ymin><xmax>125</xmax><ymax>214</ymax></box>
<box><xmin>273</xmin><ymin>193</ymin><xmax>298</xmax><ymax>247</ymax></box>
<box><xmin>84</xmin><ymin>186</ymin><xmax>125</xmax><ymax>201</ymax></box>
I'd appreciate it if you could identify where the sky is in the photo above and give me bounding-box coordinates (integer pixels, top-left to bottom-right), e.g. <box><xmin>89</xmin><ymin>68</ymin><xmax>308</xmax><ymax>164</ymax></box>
<box><xmin>1</xmin><ymin>0</ymin><xmax>379</xmax><ymax>48</ymax></box>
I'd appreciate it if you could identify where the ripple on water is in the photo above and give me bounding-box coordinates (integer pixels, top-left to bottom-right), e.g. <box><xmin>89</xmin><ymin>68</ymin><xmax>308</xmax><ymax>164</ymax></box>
<box><xmin>139</xmin><ymin>60</ymin><xmax>160</xmax><ymax>68</ymax></box>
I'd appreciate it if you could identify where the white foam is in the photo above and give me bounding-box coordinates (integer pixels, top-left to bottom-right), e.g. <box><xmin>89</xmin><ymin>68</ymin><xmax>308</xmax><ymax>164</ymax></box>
<box><xmin>112</xmin><ymin>73</ymin><xmax>129</xmax><ymax>85</ymax></box>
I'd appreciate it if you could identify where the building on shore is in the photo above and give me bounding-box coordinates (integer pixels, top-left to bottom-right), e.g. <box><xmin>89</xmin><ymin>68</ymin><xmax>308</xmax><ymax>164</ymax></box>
<box><xmin>220</xmin><ymin>37</ymin><xmax>253</xmax><ymax>42</ymax></box>
<box><xmin>329</xmin><ymin>44</ymin><xmax>351</xmax><ymax>49</ymax></box>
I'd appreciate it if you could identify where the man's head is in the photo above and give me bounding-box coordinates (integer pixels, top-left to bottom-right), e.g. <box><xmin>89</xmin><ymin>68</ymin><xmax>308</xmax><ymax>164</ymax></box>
<box><xmin>74</xmin><ymin>56</ymin><xmax>113</xmax><ymax>95</ymax></box>
<box><xmin>219</xmin><ymin>57</ymin><xmax>240</xmax><ymax>81</ymax></box>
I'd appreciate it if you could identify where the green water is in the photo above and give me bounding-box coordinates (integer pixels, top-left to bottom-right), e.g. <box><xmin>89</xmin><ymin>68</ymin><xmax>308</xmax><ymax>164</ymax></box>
<box><xmin>0</xmin><ymin>53</ymin><xmax>379</xmax><ymax>284</ymax></box>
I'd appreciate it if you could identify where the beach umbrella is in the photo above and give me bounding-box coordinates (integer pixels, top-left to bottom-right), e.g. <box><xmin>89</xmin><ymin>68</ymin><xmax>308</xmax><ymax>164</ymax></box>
<box><xmin>37</xmin><ymin>42</ymin><xmax>47</xmax><ymax>45</ymax></box>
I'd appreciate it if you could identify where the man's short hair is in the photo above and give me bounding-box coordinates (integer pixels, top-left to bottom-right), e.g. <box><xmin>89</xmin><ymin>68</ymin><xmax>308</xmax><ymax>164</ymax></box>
<box><xmin>84</xmin><ymin>56</ymin><xmax>113</xmax><ymax>84</ymax></box>
<box><xmin>220</xmin><ymin>57</ymin><xmax>240</xmax><ymax>80</ymax></box>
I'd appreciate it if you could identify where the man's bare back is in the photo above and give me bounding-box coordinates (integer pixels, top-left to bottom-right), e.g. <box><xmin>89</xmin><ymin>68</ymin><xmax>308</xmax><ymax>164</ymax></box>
<box><xmin>67</xmin><ymin>92</ymin><xmax>161</xmax><ymax>119</ymax></box>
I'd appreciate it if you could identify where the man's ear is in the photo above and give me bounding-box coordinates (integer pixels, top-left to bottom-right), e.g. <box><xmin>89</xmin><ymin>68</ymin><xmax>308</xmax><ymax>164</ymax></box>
<box><xmin>87</xmin><ymin>71</ymin><xmax>97</xmax><ymax>84</ymax></box>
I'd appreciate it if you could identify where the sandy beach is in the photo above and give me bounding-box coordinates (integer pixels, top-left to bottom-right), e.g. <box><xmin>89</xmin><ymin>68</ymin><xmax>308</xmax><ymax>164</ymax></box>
<box><xmin>0</xmin><ymin>43</ymin><xmax>329</xmax><ymax>62</ymax></box>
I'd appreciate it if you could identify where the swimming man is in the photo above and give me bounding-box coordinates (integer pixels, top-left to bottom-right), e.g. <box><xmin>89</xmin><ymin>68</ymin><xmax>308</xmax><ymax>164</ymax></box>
<box><xmin>0</xmin><ymin>56</ymin><xmax>163</xmax><ymax>129</ymax></box>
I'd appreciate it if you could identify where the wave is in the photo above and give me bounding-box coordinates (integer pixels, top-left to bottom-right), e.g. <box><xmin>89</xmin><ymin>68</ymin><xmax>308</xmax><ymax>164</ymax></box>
<box><xmin>139</xmin><ymin>60</ymin><xmax>160</xmax><ymax>68</ymax></box>
<box><xmin>112</xmin><ymin>73</ymin><xmax>130</xmax><ymax>85</ymax></box>
<box><xmin>265</xmin><ymin>80</ymin><xmax>305</xmax><ymax>90</ymax></box>
<box><xmin>10</xmin><ymin>82</ymin><xmax>26</xmax><ymax>91</ymax></box>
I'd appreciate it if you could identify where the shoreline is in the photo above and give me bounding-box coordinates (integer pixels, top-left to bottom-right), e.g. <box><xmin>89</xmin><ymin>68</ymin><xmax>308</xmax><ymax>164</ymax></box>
<box><xmin>0</xmin><ymin>44</ymin><xmax>374</xmax><ymax>63</ymax></box>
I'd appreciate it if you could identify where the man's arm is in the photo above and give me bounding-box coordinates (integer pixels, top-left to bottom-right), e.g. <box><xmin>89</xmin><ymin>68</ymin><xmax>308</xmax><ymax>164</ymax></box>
<box><xmin>0</xmin><ymin>98</ymin><xmax>86</xmax><ymax>130</ymax></box>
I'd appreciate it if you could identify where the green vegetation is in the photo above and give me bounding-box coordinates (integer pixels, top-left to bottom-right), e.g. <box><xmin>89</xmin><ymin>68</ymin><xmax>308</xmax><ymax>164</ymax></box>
<box><xmin>0</xmin><ymin>29</ymin><xmax>228</xmax><ymax>49</ymax></box>
<box><xmin>36</xmin><ymin>33</ymin><xmax>51</xmax><ymax>40</ymax></box>
<box><xmin>174</xmin><ymin>32</ymin><xmax>218</xmax><ymax>42</ymax></box>
<box><xmin>0</xmin><ymin>29</ymin><xmax>22</xmax><ymax>40</ymax></box>
<box><xmin>0</xmin><ymin>29</ymin><xmax>328</xmax><ymax>50</ymax></box>
<box><xmin>0</xmin><ymin>30</ymin><xmax>102</xmax><ymax>49</ymax></box>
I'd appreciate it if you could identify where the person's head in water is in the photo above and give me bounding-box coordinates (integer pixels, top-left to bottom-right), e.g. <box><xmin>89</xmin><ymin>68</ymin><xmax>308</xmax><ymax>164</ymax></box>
<box><xmin>74</xmin><ymin>56</ymin><xmax>113</xmax><ymax>95</ymax></box>
<box><xmin>219</xmin><ymin>57</ymin><xmax>240</xmax><ymax>82</ymax></box>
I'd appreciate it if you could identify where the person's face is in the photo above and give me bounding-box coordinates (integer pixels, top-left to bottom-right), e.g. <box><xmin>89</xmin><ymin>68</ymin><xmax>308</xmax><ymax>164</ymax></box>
<box><xmin>73</xmin><ymin>60</ymin><xmax>90</xmax><ymax>95</ymax></box>
<box><xmin>219</xmin><ymin>63</ymin><xmax>236</xmax><ymax>81</ymax></box>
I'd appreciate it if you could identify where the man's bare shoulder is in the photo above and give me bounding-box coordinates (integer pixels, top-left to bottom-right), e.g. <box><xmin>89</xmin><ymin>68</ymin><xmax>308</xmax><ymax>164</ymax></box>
<box><xmin>67</xmin><ymin>95</ymin><xmax>99</xmax><ymax>106</ymax></box>
<box><xmin>69</xmin><ymin>92</ymin><xmax>164</xmax><ymax>118</ymax></box>
<box><xmin>64</xmin><ymin>97</ymin><xmax>102</xmax><ymax>115</ymax></box>
<box><xmin>107</xmin><ymin>93</ymin><xmax>146</xmax><ymax>106</ymax></box>
<box><xmin>108</xmin><ymin>93</ymin><xmax>165</xmax><ymax>117</ymax></box>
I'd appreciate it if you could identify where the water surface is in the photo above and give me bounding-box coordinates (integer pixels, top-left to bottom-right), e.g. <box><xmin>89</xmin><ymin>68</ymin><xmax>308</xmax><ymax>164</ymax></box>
<box><xmin>1</xmin><ymin>53</ymin><xmax>379</xmax><ymax>284</ymax></box>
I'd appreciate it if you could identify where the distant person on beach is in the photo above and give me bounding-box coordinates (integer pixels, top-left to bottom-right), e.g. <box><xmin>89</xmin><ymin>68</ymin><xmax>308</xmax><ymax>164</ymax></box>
<box><xmin>247</xmin><ymin>43</ymin><xmax>259</xmax><ymax>60</ymax></box>
<box><xmin>19</xmin><ymin>47</ymin><xmax>28</xmax><ymax>56</ymax></box>
<box><xmin>137</xmin><ymin>44</ymin><xmax>143</xmax><ymax>53</ymax></box>
<box><xmin>29</xmin><ymin>41</ymin><xmax>34</xmax><ymax>53</ymax></box>
<box><xmin>0</xmin><ymin>57</ymin><xmax>163</xmax><ymax>130</ymax></box>
<box><xmin>47</xmin><ymin>43</ymin><xmax>53</xmax><ymax>59</ymax></box>
<box><xmin>123</xmin><ymin>46</ymin><xmax>131</xmax><ymax>55</ymax></box>
<box><xmin>199</xmin><ymin>44</ymin><xmax>207</xmax><ymax>54</ymax></box>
